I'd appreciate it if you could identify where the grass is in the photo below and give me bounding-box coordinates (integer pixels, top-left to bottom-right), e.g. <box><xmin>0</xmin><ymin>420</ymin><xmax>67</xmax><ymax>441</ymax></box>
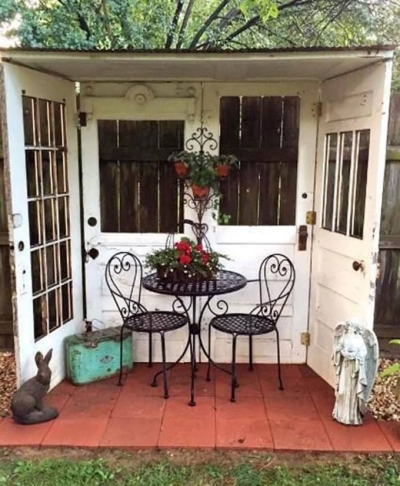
<box><xmin>0</xmin><ymin>451</ymin><xmax>399</xmax><ymax>486</ymax></box>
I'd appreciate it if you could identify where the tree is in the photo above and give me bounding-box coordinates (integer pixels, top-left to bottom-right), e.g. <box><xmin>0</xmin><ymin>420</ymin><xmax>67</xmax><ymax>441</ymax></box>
<box><xmin>1</xmin><ymin>0</ymin><xmax>399</xmax><ymax>52</ymax></box>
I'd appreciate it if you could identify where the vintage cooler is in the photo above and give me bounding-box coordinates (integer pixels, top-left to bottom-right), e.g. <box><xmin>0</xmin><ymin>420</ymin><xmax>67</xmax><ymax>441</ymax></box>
<box><xmin>65</xmin><ymin>326</ymin><xmax>133</xmax><ymax>385</ymax></box>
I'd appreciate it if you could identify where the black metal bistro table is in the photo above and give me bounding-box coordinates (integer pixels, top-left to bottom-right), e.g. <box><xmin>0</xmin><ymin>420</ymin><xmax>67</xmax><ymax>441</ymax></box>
<box><xmin>142</xmin><ymin>270</ymin><xmax>247</xmax><ymax>406</ymax></box>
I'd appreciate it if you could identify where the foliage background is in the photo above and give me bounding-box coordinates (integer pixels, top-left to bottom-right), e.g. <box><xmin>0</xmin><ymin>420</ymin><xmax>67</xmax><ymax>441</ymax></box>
<box><xmin>0</xmin><ymin>1</ymin><xmax>399</xmax><ymax>87</ymax></box>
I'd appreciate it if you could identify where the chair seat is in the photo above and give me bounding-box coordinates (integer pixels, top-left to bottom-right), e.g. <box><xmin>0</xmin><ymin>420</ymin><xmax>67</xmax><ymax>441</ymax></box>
<box><xmin>124</xmin><ymin>311</ymin><xmax>188</xmax><ymax>333</ymax></box>
<box><xmin>210</xmin><ymin>313</ymin><xmax>276</xmax><ymax>336</ymax></box>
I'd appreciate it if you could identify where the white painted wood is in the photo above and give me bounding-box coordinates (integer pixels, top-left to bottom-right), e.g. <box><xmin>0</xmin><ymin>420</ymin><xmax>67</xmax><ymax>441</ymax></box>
<box><xmin>1</xmin><ymin>62</ymin><xmax>83</xmax><ymax>387</ymax></box>
<box><xmin>308</xmin><ymin>60</ymin><xmax>393</xmax><ymax>386</ymax></box>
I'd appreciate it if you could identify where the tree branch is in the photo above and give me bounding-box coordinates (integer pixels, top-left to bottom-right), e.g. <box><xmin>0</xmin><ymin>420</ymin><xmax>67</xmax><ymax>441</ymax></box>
<box><xmin>165</xmin><ymin>0</ymin><xmax>185</xmax><ymax>49</ymax></box>
<box><xmin>177</xmin><ymin>0</ymin><xmax>195</xmax><ymax>49</ymax></box>
<box><xmin>57</xmin><ymin>0</ymin><xmax>91</xmax><ymax>40</ymax></box>
<box><xmin>189</xmin><ymin>0</ymin><xmax>231</xmax><ymax>48</ymax></box>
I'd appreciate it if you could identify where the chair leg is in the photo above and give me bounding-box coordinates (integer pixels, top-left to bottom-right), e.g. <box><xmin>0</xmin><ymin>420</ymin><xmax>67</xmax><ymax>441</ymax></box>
<box><xmin>148</xmin><ymin>333</ymin><xmax>153</xmax><ymax>368</ymax></box>
<box><xmin>249</xmin><ymin>335</ymin><xmax>254</xmax><ymax>371</ymax></box>
<box><xmin>276</xmin><ymin>328</ymin><xmax>284</xmax><ymax>390</ymax></box>
<box><xmin>206</xmin><ymin>322</ymin><xmax>212</xmax><ymax>381</ymax></box>
<box><xmin>118</xmin><ymin>325</ymin><xmax>126</xmax><ymax>386</ymax></box>
<box><xmin>231</xmin><ymin>335</ymin><xmax>238</xmax><ymax>402</ymax></box>
<box><xmin>160</xmin><ymin>332</ymin><xmax>169</xmax><ymax>399</ymax></box>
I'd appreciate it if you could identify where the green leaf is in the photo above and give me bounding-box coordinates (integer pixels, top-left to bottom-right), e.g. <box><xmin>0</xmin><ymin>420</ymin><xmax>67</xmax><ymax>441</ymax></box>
<box><xmin>389</xmin><ymin>339</ymin><xmax>400</xmax><ymax>346</ymax></box>
<box><xmin>381</xmin><ymin>363</ymin><xmax>400</xmax><ymax>378</ymax></box>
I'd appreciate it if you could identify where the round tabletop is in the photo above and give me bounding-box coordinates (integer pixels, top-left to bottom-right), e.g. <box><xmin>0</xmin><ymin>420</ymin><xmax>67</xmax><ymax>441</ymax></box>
<box><xmin>142</xmin><ymin>269</ymin><xmax>247</xmax><ymax>297</ymax></box>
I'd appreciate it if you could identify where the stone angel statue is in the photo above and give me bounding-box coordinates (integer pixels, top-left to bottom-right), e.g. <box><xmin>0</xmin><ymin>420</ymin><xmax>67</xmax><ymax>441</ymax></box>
<box><xmin>332</xmin><ymin>319</ymin><xmax>379</xmax><ymax>425</ymax></box>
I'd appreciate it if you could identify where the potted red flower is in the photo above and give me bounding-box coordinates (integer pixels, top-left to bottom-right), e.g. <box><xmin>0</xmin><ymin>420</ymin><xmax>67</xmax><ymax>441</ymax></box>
<box><xmin>145</xmin><ymin>237</ymin><xmax>228</xmax><ymax>282</ymax></box>
<box><xmin>167</xmin><ymin>151</ymin><xmax>193</xmax><ymax>178</ymax></box>
<box><xmin>213</xmin><ymin>154</ymin><xmax>239</xmax><ymax>179</ymax></box>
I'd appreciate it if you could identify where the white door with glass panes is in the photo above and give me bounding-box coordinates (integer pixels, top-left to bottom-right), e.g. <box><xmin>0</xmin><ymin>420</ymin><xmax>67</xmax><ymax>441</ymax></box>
<box><xmin>1</xmin><ymin>63</ymin><xmax>83</xmax><ymax>386</ymax></box>
<box><xmin>308</xmin><ymin>61</ymin><xmax>392</xmax><ymax>385</ymax></box>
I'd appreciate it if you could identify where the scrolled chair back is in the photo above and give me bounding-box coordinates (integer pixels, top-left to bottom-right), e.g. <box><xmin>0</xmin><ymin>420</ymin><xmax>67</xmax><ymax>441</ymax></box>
<box><xmin>252</xmin><ymin>253</ymin><xmax>296</xmax><ymax>323</ymax></box>
<box><xmin>105</xmin><ymin>251</ymin><xmax>147</xmax><ymax>320</ymax></box>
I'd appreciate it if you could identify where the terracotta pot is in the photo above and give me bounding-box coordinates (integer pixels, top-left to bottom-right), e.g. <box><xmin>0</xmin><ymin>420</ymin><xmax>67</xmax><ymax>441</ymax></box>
<box><xmin>173</xmin><ymin>161</ymin><xmax>188</xmax><ymax>178</ymax></box>
<box><xmin>216</xmin><ymin>164</ymin><xmax>230</xmax><ymax>179</ymax></box>
<box><xmin>191</xmin><ymin>184</ymin><xmax>210</xmax><ymax>200</ymax></box>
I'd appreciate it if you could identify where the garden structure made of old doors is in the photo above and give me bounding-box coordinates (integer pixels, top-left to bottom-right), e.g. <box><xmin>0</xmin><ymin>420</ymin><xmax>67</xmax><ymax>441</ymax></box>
<box><xmin>308</xmin><ymin>60</ymin><xmax>393</xmax><ymax>386</ymax></box>
<box><xmin>0</xmin><ymin>63</ymin><xmax>83</xmax><ymax>386</ymax></box>
<box><xmin>80</xmin><ymin>82</ymin><xmax>198</xmax><ymax>363</ymax></box>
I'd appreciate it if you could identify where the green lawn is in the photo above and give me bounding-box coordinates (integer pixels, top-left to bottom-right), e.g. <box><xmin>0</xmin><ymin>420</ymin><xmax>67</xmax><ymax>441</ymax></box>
<box><xmin>0</xmin><ymin>450</ymin><xmax>399</xmax><ymax>486</ymax></box>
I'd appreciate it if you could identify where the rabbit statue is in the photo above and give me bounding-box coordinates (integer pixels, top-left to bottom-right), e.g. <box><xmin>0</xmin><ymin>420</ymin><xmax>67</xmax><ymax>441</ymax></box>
<box><xmin>11</xmin><ymin>349</ymin><xmax>59</xmax><ymax>425</ymax></box>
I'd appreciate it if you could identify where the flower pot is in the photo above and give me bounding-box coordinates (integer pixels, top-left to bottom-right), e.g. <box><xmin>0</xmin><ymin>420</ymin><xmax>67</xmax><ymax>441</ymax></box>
<box><xmin>191</xmin><ymin>184</ymin><xmax>210</xmax><ymax>200</ymax></box>
<box><xmin>173</xmin><ymin>161</ymin><xmax>188</xmax><ymax>178</ymax></box>
<box><xmin>216</xmin><ymin>164</ymin><xmax>230</xmax><ymax>179</ymax></box>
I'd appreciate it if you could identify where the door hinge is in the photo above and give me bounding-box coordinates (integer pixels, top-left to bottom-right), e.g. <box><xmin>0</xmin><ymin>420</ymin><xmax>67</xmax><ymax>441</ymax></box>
<box><xmin>317</xmin><ymin>101</ymin><xmax>323</xmax><ymax>117</ymax></box>
<box><xmin>301</xmin><ymin>331</ymin><xmax>310</xmax><ymax>346</ymax></box>
<box><xmin>306</xmin><ymin>211</ymin><xmax>316</xmax><ymax>225</ymax></box>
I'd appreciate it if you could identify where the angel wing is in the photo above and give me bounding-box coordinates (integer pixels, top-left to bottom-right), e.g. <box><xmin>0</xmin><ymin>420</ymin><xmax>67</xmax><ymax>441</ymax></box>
<box><xmin>331</xmin><ymin>322</ymin><xmax>348</xmax><ymax>386</ymax></box>
<box><xmin>359</xmin><ymin>327</ymin><xmax>379</xmax><ymax>401</ymax></box>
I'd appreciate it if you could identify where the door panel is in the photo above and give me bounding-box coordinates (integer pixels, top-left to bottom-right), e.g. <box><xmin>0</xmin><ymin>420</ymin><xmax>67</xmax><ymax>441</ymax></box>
<box><xmin>308</xmin><ymin>61</ymin><xmax>393</xmax><ymax>384</ymax></box>
<box><xmin>1</xmin><ymin>63</ymin><xmax>83</xmax><ymax>386</ymax></box>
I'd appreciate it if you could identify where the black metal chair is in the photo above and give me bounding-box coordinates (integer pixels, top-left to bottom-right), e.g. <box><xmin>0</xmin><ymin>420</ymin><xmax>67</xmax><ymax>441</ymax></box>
<box><xmin>207</xmin><ymin>253</ymin><xmax>296</xmax><ymax>402</ymax></box>
<box><xmin>105</xmin><ymin>251</ymin><xmax>188</xmax><ymax>398</ymax></box>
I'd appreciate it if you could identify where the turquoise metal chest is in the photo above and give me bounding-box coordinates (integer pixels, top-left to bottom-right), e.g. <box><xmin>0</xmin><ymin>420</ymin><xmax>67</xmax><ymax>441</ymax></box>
<box><xmin>65</xmin><ymin>326</ymin><xmax>133</xmax><ymax>385</ymax></box>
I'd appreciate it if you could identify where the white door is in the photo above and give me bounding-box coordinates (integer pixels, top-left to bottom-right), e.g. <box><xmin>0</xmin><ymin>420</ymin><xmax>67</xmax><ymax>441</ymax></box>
<box><xmin>1</xmin><ymin>63</ymin><xmax>83</xmax><ymax>386</ymax></box>
<box><xmin>308</xmin><ymin>61</ymin><xmax>393</xmax><ymax>385</ymax></box>
<box><xmin>202</xmin><ymin>82</ymin><xmax>319</xmax><ymax>364</ymax></box>
<box><xmin>80</xmin><ymin>82</ymin><xmax>198</xmax><ymax>362</ymax></box>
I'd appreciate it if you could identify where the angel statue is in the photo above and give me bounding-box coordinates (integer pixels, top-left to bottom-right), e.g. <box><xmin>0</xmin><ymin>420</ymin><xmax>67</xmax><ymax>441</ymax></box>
<box><xmin>332</xmin><ymin>318</ymin><xmax>379</xmax><ymax>425</ymax></box>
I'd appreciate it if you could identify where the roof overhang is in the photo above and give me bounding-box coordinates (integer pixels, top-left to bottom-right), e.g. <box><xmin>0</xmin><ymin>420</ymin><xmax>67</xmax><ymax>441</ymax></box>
<box><xmin>0</xmin><ymin>46</ymin><xmax>395</xmax><ymax>83</ymax></box>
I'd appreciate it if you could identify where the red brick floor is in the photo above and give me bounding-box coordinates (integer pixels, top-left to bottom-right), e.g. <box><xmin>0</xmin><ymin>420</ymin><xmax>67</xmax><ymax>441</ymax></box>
<box><xmin>1</xmin><ymin>363</ymin><xmax>399</xmax><ymax>451</ymax></box>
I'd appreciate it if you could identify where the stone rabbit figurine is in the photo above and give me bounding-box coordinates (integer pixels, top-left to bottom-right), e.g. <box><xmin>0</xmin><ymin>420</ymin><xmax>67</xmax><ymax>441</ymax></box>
<box><xmin>11</xmin><ymin>349</ymin><xmax>59</xmax><ymax>425</ymax></box>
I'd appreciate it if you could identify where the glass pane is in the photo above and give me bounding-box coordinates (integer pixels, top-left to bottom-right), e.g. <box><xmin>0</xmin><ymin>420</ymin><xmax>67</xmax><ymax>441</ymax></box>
<box><xmin>26</xmin><ymin>151</ymin><xmax>39</xmax><ymax>198</ymax></box>
<box><xmin>58</xmin><ymin>197</ymin><xmax>70</xmax><ymax>238</ymax></box>
<box><xmin>322</xmin><ymin>133</ymin><xmax>337</xmax><ymax>230</ymax></box>
<box><xmin>60</xmin><ymin>240</ymin><xmax>70</xmax><ymax>280</ymax></box>
<box><xmin>38</xmin><ymin>99</ymin><xmax>50</xmax><ymax>146</ymax></box>
<box><xmin>48</xmin><ymin>289</ymin><xmax>59</xmax><ymax>331</ymax></box>
<box><xmin>22</xmin><ymin>96</ymin><xmax>35</xmax><ymax>146</ymax></box>
<box><xmin>41</xmin><ymin>151</ymin><xmax>53</xmax><ymax>195</ymax></box>
<box><xmin>28</xmin><ymin>201</ymin><xmax>42</xmax><ymax>246</ymax></box>
<box><xmin>31</xmin><ymin>249</ymin><xmax>43</xmax><ymax>294</ymax></box>
<box><xmin>54</xmin><ymin>102</ymin><xmax>64</xmax><ymax>147</ymax></box>
<box><xmin>44</xmin><ymin>198</ymin><xmax>56</xmax><ymax>242</ymax></box>
<box><xmin>46</xmin><ymin>244</ymin><xmax>57</xmax><ymax>287</ymax></box>
<box><xmin>33</xmin><ymin>295</ymin><xmax>47</xmax><ymax>340</ymax></box>
<box><xmin>351</xmin><ymin>130</ymin><xmax>370</xmax><ymax>238</ymax></box>
<box><xmin>336</xmin><ymin>132</ymin><xmax>352</xmax><ymax>235</ymax></box>
<box><xmin>61</xmin><ymin>282</ymin><xmax>72</xmax><ymax>323</ymax></box>
<box><xmin>56</xmin><ymin>152</ymin><xmax>67</xmax><ymax>194</ymax></box>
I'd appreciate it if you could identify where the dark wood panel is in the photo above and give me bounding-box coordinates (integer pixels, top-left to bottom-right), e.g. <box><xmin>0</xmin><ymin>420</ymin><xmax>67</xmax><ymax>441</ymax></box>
<box><xmin>100</xmin><ymin>161</ymin><xmax>120</xmax><ymax>232</ymax></box>
<box><xmin>259</xmin><ymin>162</ymin><xmax>279</xmax><ymax>225</ymax></box>
<box><xmin>159</xmin><ymin>163</ymin><xmax>180</xmax><ymax>233</ymax></box>
<box><xmin>387</xmin><ymin>93</ymin><xmax>400</xmax><ymax>146</ymax></box>
<box><xmin>380</xmin><ymin>160</ymin><xmax>400</xmax><ymax>236</ymax></box>
<box><xmin>238</xmin><ymin>162</ymin><xmax>258</xmax><ymax>225</ymax></box>
<box><xmin>220</xmin><ymin>97</ymin><xmax>240</xmax><ymax>151</ymax></box>
<box><xmin>220</xmin><ymin>171</ymin><xmax>239</xmax><ymax>225</ymax></box>
<box><xmin>282</xmin><ymin>97</ymin><xmax>300</xmax><ymax>150</ymax></box>
<box><xmin>120</xmin><ymin>162</ymin><xmax>139</xmax><ymax>232</ymax></box>
<box><xmin>375</xmin><ymin>249</ymin><xmax>400</xmax><ymax>329</ymax></box>
<box><xmin>241</xmin><ymin>97</ymin><xmax>261</xmax><ymax>148</ymax></box>
<box><xmin>99</xmin><ymin>147</ymin><xmax>175</xmax><ymax>162</ymax></box>
<box><xmin>261</xmin><ymin>97</ymin><xmax>282</xmax><ymax>149</ymax></box>
<box><xmin>279</xmin><ymin>162</ymin><xmax>297</xmax><ymax>225</ymax></box>
<box><xmin>139</xmin><ymin>162</ymin><xmax>159</xmax><ymax>232</ymax></box>
<box><xmin>216</xmin><ymin>147</ymin><xmax>298</xmax><ymax>163</ymax></box>
<box><xmin>0</xmin><ymin>158</ymin><xmax>8</xmax><ymax>233</ymax></box>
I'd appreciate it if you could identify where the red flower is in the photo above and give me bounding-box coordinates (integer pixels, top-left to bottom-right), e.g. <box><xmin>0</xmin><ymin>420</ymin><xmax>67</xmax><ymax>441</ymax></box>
<box><xmin>201</xmin><ymin>252</ymin><xmax>210</xmax><ymax>264</ymax></box>
<box><xmin>195</xmin><ymin>244</ymin><xmax>203</xmax><ymax>251</ymax></box>
<box><xmin>176</xmin><ymin>241</ymin><xmax>191</xmax><ymax>253</ymax></box>
<box><xmin>179</xmin><ymin>254</ymin><xmax>191</xmax><ymax>265</ymax></box>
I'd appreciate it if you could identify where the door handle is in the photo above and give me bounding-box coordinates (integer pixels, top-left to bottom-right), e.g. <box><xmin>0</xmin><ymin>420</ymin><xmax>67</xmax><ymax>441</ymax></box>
<box><xmin>298</xmin><ymin>225</ymin><xmax>308</xmax><ymax>251</ymax></box>
<box><xmin>85</xmin><ymin>247</ymin><xmax>99</xmax><ymax>261</ymax></box>
<box><xmin>352</xmin><ymin>260</ymin><xmax>365</xmax><ymax>272</ymax></box>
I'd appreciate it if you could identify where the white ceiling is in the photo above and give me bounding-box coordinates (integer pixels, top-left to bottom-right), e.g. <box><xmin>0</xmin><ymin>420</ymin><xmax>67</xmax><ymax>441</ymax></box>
<box><xmin>0</xmin><ymin>48</ymin><xmax>394</xmax><ymax>83</ymax></box>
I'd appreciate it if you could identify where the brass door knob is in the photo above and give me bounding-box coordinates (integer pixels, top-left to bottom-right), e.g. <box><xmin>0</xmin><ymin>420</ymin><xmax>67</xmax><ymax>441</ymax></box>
<box><xmin>352</xmin><ymin>260</ymin><xmax>364</xmax><ymax>272</ymax></box>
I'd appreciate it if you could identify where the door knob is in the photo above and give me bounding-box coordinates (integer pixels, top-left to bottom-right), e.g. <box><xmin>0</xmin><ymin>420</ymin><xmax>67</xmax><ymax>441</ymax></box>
<box><xmin>352</xmin><ymin>260</ymin><xmax>364</xmax><ymax>272</ymax></box>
